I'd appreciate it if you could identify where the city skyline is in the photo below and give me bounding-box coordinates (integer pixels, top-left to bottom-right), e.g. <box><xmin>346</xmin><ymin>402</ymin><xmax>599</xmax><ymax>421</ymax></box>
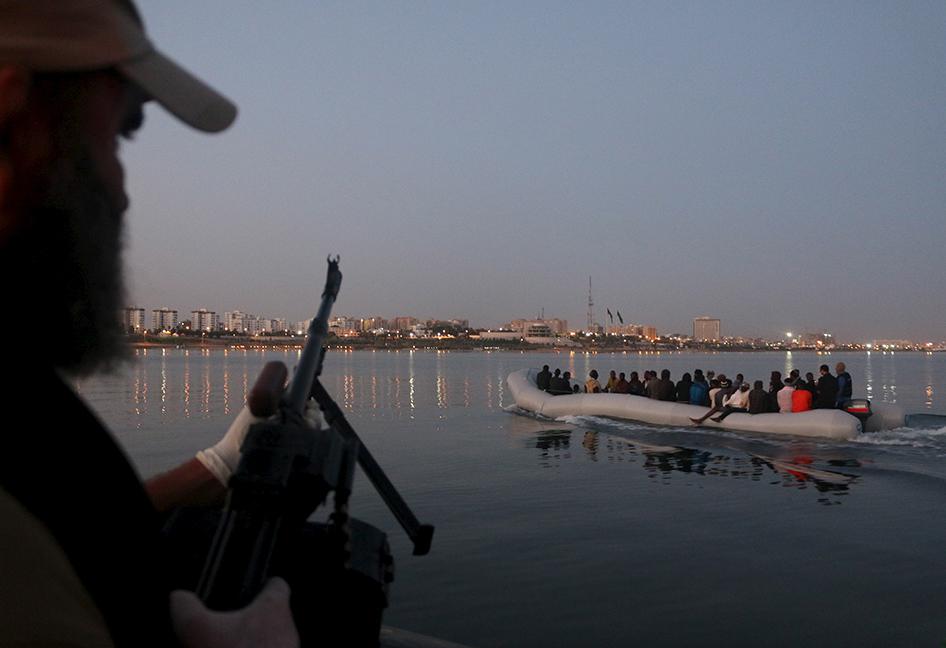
<box><xmin>123</xmin><ymin>2</ymin><xmax>945</xmax><ymax>341</ymax></box>
<box><xmin>121</xmin><ymin>302</ymin><xmax>944</xmax><ymax>345</ymax></box>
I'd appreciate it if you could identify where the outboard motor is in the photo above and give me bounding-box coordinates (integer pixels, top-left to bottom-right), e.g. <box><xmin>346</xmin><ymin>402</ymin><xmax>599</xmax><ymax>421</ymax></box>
<box><xmin>843</xmin><ymin>398</ymin><xmax>872</xmax><ymax>431</ymax></box>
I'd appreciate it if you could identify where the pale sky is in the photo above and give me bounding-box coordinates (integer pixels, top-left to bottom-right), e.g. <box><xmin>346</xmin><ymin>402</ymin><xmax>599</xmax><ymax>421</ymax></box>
<box><xmin>123</xmin><ymin>1</ymin><xmax>946</xmax><ymax>341</ymax></box>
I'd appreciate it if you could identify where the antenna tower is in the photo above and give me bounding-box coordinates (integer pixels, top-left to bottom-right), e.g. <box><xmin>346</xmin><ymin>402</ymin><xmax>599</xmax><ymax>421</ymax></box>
<box><xmin>587</xmin><ymin>276</ymin><xmax>594</xmax><ymax>332</ymax></box>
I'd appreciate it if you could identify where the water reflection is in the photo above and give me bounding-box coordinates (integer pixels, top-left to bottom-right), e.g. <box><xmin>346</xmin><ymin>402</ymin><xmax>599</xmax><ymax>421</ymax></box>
<box><xmin>535</xmin><ymin>429</ymin><xmax>857</xmax><ymax>506</ymax></box>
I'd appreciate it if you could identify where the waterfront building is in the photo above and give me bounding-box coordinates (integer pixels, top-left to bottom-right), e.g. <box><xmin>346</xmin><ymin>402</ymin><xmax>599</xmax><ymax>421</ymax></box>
<box><xmin>393</xmin><ymin>316</ymin><xmax>418</xmax><ymax>331</ymax></box>
<box><xmin>264</xmin><ymin>318</ymin><xmax>288</xmax><ymax>334</ymax></box>
<box><xmin>642</xmin><ymin>325</ymin><xmax>658</xmax><ymax>340</ymax></box>
<box><xmin>693</xmin><ymin>316</ymin><xmax>721</xmax><ymax>342</ymax></box>
<box><xmin>330</xmin><ymin>316</ymin><xmax>361</xmax><ymax>337</ymax></box>
<box><xmin>361</xmin><ymin>316</ymin><xmax>386</xmax><ymax>332</ymax></box>
<box><xmin>122</xmin><ymin>306</ymin><xmax>146</xmax><ymax>333</ymax></box>
<box><xmin>505</xmin><ymin>318</ymin><xmax>568</xmax><ymax>335</ymax></box>
<box><xmin>224</xmin><ymin>310</ymin><xmax>246</xmax><ymax>333</ymax></box>
<box><xmin>151</xmin><ymin>307</ymin><xmax>178</xmax><ymax>332</ymax></box>
<box><xmin>191</xmin><ymin>309</ymin><xmax>218</xmax><ymax>333</ymax></box>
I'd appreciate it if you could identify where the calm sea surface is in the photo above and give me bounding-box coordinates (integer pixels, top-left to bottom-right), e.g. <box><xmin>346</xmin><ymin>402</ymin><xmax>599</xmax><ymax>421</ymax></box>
<box><xmin>77</xmin><ymin>349</ymin><xmax>946</xmax><ymax>647</ymax></box>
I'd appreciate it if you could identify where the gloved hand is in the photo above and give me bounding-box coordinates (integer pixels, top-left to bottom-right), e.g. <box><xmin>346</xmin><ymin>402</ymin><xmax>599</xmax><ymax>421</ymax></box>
<box><xmin>196</xmin><ymin>399</ymin><xmax>324</xmax><ymax>486</ymax></box>
<box><xmin>195</xmin><ymin>405</ymin><xmax>261</xmax><ymax>486</ymax></box>
<box><xmin>170</xmin><ymin>578</ymin><xmax>299</xmax><ymax>648</ymax></box>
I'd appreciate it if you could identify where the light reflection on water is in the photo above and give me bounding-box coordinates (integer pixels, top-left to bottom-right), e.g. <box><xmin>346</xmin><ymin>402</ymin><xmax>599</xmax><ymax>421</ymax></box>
<box><xmin>75</xmin><ymin>348</ymin><xmax>946</xmax><ymax>647</ymax></box>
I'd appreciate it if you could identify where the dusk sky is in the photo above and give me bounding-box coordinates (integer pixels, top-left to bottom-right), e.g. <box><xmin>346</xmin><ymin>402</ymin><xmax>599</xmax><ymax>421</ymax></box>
<box><xmin>124</xmin><ymin>1</ymin><xmax>946</xmax><ymax>342</ymax></box>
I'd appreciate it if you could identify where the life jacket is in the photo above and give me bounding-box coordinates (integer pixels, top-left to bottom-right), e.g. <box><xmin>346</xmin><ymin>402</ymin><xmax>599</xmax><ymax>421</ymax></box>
<box><xmin>792</xmin><ymin>388</ymin><xmax>813</xmax><ymax>412</ymax></box>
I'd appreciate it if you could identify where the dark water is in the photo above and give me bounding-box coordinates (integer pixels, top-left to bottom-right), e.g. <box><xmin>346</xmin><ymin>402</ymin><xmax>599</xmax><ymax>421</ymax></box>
<box><xmin>77</xmin><ymin>349</ymin><xmax>946</xmax><ymax>647</ymax></box>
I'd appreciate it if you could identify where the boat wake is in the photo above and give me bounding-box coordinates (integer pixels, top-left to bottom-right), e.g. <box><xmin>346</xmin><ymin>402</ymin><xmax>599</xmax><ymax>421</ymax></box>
<box><xmin>852</xmin><ymin>425</ymin><xmax>946</xmax><ymax>450</ymax></box>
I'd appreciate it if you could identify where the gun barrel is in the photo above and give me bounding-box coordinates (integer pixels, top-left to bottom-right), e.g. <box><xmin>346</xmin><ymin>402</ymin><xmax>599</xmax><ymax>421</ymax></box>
<box><xmin>287</xmin><ymin>257</ymin><xmax>342</xmax><ymax>414</ymax></box>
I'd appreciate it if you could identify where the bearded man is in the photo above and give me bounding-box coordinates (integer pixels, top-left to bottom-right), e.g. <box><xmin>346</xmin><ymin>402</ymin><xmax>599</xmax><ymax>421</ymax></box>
<box><xmin>0</xmin><ymin>1</ymin><xmax>296</xmax><ymax>646</ymax></box>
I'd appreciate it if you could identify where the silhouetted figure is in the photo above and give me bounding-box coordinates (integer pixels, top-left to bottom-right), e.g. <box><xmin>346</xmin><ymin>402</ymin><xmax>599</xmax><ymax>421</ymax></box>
<box><xmin>548</xmin><ymin>369</ymin><xmax>569</xmax><ymax>395</ymax></box>
<box><xmin>656</xmin><ymin>369</ymin><xmax>676</xmax><ymax>401</ymax></box>
<box><xmin>689</xmin><ymin>376</ymin><xmax>710</xmax><ymax>406</ymax></box>
<box><xmin>767</xmin><ymin>371</ymin><xmax>782</xmax><ymax>412</ymax></box>
<box><xmin>675</xmin><ymin>372</ymin><xmax>693</xmax><ymax>402</ymax></box>
<box><xmin>748</xmin><ymin>380</ymin><xmax>768</xmax><ymax>414</ymax></box>
<box><xmin>627</xmin><ymin>371</ymin><xmax>645</xmax><ymax>396</ymax></box>
<box><xmin>815</xmin><ymin>364</ymin><xmax>838</xmax><ymax>409</ymax></box>
<box><xmin>605</xmin><ymin>370</ymin><xmax>618</xmax><ymax>393</ymax></box>
<box><xmin>536</xmin><ymin>365</ymin><xmax>552</xmax><ymax>391</ymax></box>
<box><xmin>612</xmin><ymin>372</ymin><xmax>630</xmax><ymax>394</ymax></box>
<box><xmin>711</xmin><ymin>382</ymin><xmax>751</xmax><ymax>422</ymax></box>
<box><xmin>691</xmin><ymin>377</ymin><xmax>731</xmax><ymax>424</ymax></box>
<box><xmin>835</xmin><ymin>362</ymin><xmax>853</xmax><ymax>407</ymax></box>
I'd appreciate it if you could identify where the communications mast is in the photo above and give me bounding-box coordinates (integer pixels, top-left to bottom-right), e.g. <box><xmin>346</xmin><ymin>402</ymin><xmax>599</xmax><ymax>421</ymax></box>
<box><xmin>587</xmin><ymin>276</ymin><xmax>594</xmax><ymax>332</ymax></box>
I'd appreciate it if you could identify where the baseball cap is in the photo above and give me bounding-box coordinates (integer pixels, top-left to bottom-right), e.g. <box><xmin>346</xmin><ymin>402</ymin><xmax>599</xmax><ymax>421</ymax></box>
<box><xmin>0</xmin><ymin>0</ymin><xmax>236</xmax><ymax>132</ymax></box>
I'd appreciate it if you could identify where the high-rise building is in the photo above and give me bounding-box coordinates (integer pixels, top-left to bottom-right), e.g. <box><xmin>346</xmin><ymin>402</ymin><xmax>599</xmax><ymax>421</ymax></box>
<box><xmin>121</xmin><ymin>307</ymin><xmax>146</xmax><ymax>333</ymax></box>
<box><xmin>361</xmin><ymin>316</ymin><xmax>386</xmax><ymax>332</ymax></box>
<box><xmin>642</xmin><ymin>325</ymin><xmax>658</xmax><ymax>340</ymax></box>
<box><xmin>191</xmin><ymin>309</ymin><xmax>218</xmax><ymax>333</ymax></box>
<box><xmin>151</xmin><ymin>308</ymin><xmax>178</xmax><ymax>332</ymax></box>
<box><xmin>224</xmin><ymin>311</ymin><xmax>246</xmax><ymax>332</ymax></box>
<box><xmin>693</xmin><ymin>317</ymin><xmax>721</xmax><ymax>342</ymax></box>
<box><xmin>393</xmin><ymin>316</ymin><xmax>417</xmax><ymax>331</ymax></box>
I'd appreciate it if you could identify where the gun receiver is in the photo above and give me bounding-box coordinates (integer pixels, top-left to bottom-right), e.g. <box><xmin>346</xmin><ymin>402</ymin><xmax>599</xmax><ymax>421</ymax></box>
<box><xmin>194</xmin><ymin>257</ymin><xmax>435</xmax><ymax>626</ymax></box>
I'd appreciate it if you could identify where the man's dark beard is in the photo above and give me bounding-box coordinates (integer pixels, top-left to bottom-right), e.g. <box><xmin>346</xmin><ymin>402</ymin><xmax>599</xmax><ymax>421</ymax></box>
<box><xmin>5</xmin><ymin>151</ymin><xmax>128</xmax><ymax>376</ymax></box>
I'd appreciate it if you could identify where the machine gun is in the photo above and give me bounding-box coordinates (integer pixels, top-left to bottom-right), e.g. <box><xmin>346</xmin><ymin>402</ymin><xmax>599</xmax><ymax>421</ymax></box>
<box><xmin>163</xmin><ymin>258</ymin><xmax>434</xmax><ymax>646</ymax></box>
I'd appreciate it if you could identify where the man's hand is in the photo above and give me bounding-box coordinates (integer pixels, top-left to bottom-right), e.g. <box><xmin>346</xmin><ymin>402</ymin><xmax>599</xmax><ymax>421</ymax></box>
<box><xmin>146</xmin><ymin>363</ymin><xmax>323</xmax><ymax>511</ymax></box>
<box><xmin>195</xmin><ymin>405</ymin><xmax>263</xmax><ymax>486</ymax></box>
<box><xmin>170</xmin><ymin>578</ymin><xmax>299</xmax><ymax>648</ymax></box>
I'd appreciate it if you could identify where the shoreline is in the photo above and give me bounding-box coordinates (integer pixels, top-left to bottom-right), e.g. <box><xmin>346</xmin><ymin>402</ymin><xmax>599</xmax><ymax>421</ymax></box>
<box><xmin>125</xmin><ymin>337</ymin><xmax>941</xmax><ymax>354</ymax></box>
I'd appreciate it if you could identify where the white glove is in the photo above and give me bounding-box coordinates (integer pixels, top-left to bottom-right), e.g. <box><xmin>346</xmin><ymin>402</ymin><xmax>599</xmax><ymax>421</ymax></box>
<box><xmin>196</xmin><ymin>406</ymin><xmax>261</xmax><ymax>486</ymax></box>
<box><xmin>170</xmin><ymin>578</ymin><xmax>299</xmax><ymax>648</ymax></box>
<box><xmin>197</xmin><ymin>400</ymin><xmax>324</xmax><ymax>486</ymax></box>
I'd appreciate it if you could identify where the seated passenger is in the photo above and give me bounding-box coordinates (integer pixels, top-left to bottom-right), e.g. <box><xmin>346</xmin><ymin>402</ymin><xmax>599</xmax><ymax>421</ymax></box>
<box><xmin>562</xmin><ymin>371</ymin><xmax>573</xmax><ymax>393</ymax></box>
<box><xmin>656</xmin><ymin>369</ymin><xmax>676</xmax><ymax>401</ymax></box>
<box><xmin>748</xmin><ymin>380</ymin><xmax>767</xmax><ymax>414</ymax></box>
<box><xmin>777</xmin><ymin>378</ymin><xmax>795</xmax><ymax>413</ymax></box>
<box><xmin>548</xmin><ymin>369</ymin><xmax>569</xmax><ymax>395</ymax></box>
<box><xmin>732</xmin><ymin>373</ymin><xmax>745</xmax><ymax>390</ymax></box>
<box><xmin>689</xmin><ymin>377</ymin><xmax>709</xmax><ymax>406</ymax></box>
<box><xmin>792</xmin><ymin>383</ymin><xmax>813</xmax><ymax>412</ymax></box>
<box><xmin>585</xmin><ymin>370</ymin><xmax>602</xmax><ymax>393</ymax></box>
<box><xmin>767</xmin><ymin>371</ymin><xmax>782</xmax><ymax>412</ymax></box>
<box><xmin>711</xmin><ymin>382</ymin><xmax>751</xmax><ymax>422</ymax></box>
<box><xmin>605</xmin><ymin>370</ymin><xmax>619</xmax><ymax>393</ymax></box>
<box><xmin>612</xmin><ymin>372</ymin><xmax>630</xmax><ymax>394</ymax></box>
<box><xmin>804</xmin><ymin>372</ymin><xmax>818</xmax><ymax>393</ymax></box>
<box><xmin>627</xmin><ymin>372</ymin><xmax>645</xmax><ymax>396</ymax></box>
<box><xmin>536</xmin><ymin>364</ymin><xmax>552</xmax><ymax>391</ymax></box>
<box><xmin>643</xmin><ymin>370</ymin><xmax>655</xmax><ymax>397</ymax></box>
<box><xmin>690</xmin><ymin>377</ymin><xmax>731</xmax><ymax>424</ymax></box>
<box><xmin>675</xmin><ymin>372</ymin><xmax>693</xmax><ymax>402</ymax></box>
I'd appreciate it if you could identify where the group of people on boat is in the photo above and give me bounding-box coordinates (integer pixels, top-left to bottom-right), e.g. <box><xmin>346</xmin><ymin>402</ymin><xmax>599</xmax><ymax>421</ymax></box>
<box><xmin>535</xmin><ymin>362</ymin><xmax>854</xmax><ymax>423</ymax></box>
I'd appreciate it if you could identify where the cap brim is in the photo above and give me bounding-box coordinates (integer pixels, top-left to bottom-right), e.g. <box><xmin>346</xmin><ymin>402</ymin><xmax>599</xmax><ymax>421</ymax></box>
<box><xmin>117</xmin><ymin>48</ymin><xmax>237</xmax><ymax>133</ymax></box>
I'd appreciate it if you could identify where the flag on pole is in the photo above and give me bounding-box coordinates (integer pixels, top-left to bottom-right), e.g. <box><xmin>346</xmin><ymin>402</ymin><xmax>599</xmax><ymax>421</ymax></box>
<box><xmin>606</xmin><ymin>308</ymin><xmax>613</xmax><ymax>324</ymax></box>
<box><xmin>617</xmin><ymin>311</ymin><xmax>624</xmax><ymax>324</ymax></box>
